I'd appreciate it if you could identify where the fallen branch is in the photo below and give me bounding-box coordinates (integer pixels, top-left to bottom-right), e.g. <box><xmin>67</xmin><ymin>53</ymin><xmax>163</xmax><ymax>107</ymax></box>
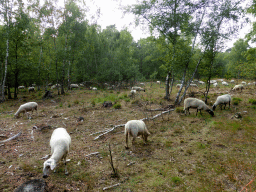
<box><xmin>93</xmin><ymin>108</ymin><xmax>175</xmax><ymax>140</ymax></box>
<box><xmin>85</xmin><ymin>152</ymin><xmax>100</xmax><ymax>157</ymax></box>
<box><xmin>0</xmin><ymin>132</ymin><xmax>22</xmax><ymax>143</ymax></box>
<box><xmin>103</xmin><ymin>183</ymin><xmax>120</xmax><ymax>191</ymax></box>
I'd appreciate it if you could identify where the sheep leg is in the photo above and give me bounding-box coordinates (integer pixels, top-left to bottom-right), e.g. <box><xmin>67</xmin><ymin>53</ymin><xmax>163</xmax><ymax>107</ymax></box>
<box><xmin>132</xmin><ymin>137</ymin><xmax>136</xmax><ymax>151</ymax></box>
<box><xmin>196</xmin><ymin>109</ymin><xmax>198</xmax><ymax>116</ymax></box>
<box><xmin>63</xmin><ymin>157</ymin><xmax>68</xmax><ymax>175</ymax></box>
<box><xmin>224</xmin><ymin>104</ymin><xmax>226</xmax><ymax>110</ymax></box>
<box><xmin>125</xmin><ymin>133</ymin><xmax>129</xmax><ymax>149</ymax></box>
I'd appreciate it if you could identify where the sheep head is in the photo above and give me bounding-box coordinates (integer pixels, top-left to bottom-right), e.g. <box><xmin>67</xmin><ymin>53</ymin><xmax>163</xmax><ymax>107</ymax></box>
<box><xmin>207</xmin><ymin>109</ymin><xmax>214</xmax><ymax>116</ymax></box>
<box><xmin>43</xmin><ymin>159</ymin><xmax>56</xmax><ymax>178</ymax></box>
<box><xmin>212</xmin><ymin>104</ymin><xmax>216</xmax><ymax>111</ymax></box>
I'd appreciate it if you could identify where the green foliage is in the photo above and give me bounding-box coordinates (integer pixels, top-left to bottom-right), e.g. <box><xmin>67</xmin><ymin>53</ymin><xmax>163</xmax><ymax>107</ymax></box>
<box><xmin>113</xmin><ymin>103</ymin><xmax>121</xmax><ymax>109</ymax></box>
<box><xmin>249</xmin><ymin>99</ymin><xmax>256</xmax><ymax>105</ymax></box>
<box><xmin>232</xmin><ymin>97</ymin><xmax>242</xmax><ymax>105</ymax></box>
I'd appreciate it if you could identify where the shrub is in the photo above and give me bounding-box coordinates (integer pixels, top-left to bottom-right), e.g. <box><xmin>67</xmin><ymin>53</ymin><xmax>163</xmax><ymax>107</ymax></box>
<box><xmin>232</xmin><ymin>97</ymin><xmax>242</xmax><ymax>105</ymax></box>
<box><xmin>249</xmin><ymin>99</ymin><xmax>256</xmax><ymax>105</ymax></box>
<box><xmin>175</xmin><ymin>107</ymin><xmax>184</xmax><ymax>113</ymax></box>
<box><xmin>113</xmin><ymin>103</ymin><xmax>121</xmax><ymax>109</ymax></box>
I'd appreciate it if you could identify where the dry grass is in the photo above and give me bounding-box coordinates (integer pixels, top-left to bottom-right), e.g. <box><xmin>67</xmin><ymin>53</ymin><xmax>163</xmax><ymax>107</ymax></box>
<box><xmin>0</xmin><ymin>82</ymin><xmax>256</xmax><ymax>191</ymax></box>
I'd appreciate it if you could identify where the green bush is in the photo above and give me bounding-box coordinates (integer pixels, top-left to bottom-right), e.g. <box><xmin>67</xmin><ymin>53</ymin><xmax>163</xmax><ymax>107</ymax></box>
<box><xmin>232</xmin><ymin>97</ymin><xmax>242</xmax><ymax>105</ymax></box>
<box><xmin>113</xmin><ymin>103</ymin><xmax>121</xmax><ymax>109</ymax></box>
<box><xmin>175</xmin><ymin>107</ymin><xmax>184</xmax><ymax>113</ymax></box>
<box><xmin>249</xmin><ymin>99</ymin><xmax>256</xmax><ymax>105</ymax></box>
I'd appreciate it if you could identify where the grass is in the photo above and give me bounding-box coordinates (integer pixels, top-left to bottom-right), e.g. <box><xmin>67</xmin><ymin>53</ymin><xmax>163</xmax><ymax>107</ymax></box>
<box><xmin>0</xmin><ymin>81</ymin><xmax>256</xmax><ymax>191</ymax></box>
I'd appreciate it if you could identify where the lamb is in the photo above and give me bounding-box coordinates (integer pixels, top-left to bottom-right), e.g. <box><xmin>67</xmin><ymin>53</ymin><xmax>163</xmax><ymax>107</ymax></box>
<box><xmin>70</xmin><ymin>84</ymin><xmax>79</xmax><ymax>89</ymax></box>
<box><xmin>212</xmin><ymin>94</ymin><xmax>231</xmax><ymax>111</ymax></box>
<box><xmin>184</xmin><ymin>98</ymin><xmax>214</xmax><ymax>116</ymax></box>
<box><xmin>124</xmin><ymin>120</ymin><xmax>150</xmax><ymax>150</ymax></box>
<box><xmin>43</xmin><ymin>128</ymin><xmax>71</xmax><ymax>178</ymax></box>
<box><xmin>132</xmin><ymin>86</ymin><xmax>145</xmax><ymax>92</ymax></box>
<box><xmin>14</xmin><ymin>102</ymin><xmax>38</xmax><ymax>118</ymax></box>
<box><xmin>232</xmin><ymin>84</ymin><xmax>244</xmax><ymax>92</ymax></box>
<box><xmin>28</xmin><ymin>87</ymin><xmax>35</xmax><ymax>93</ymax></box>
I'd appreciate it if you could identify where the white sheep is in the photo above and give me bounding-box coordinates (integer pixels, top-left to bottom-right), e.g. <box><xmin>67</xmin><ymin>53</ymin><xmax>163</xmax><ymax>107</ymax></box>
<box><xmin>190</xmin><ymin>84</ymin><xmax>198</xmax><ymax>88</ymax></box>
<box><xmin>70</xmin><ymin>84</ymin><xmax>79</xmax><ymax>89</ymax></box>
<box><xmin>156</xmin><ymin>81</ymin><xmax>161</xmax><ymax>84</ymax></box>
<box><xmin>92</xmin><ymin>87</ymin><xmax>97</xmax><ymax>91</ymax></box>
<box><xmin>14</xmin><ymin>102</ymin><xmax>38</xmax><ymax>118</ymax></box>
<box><xmin>18</xmin><ymin>86</ymin><xmax>25</xmax><ymax>89</ymax></box>
<box><xmin>210</xmin><ymin>80</ymin><xmax>217</xmax><ymax>84</ymax></box>
<box><xmin>43</xmin><ymin>128</ymin><xmax>71</xmax><ymax>178</ymax></box>
<box><xmin>184</xmin><ymin>98</ymin><xmax>214</xmax><ymax>116</ymax></box>
<box><xmin>198</xmin><ymin>81</ymin><xmax>205</xmax><ymax>85</ymax></box>
<box><xmin>176</xmin><ymin>84</ymin><xmax>182</xmax><ymax>88</ymax></box>
<box><xmin>28</xmin><ymin>87</ymin><xmax>35</xmax><ymax>93</ymax></box>
<box><xmin>232</xmin><ymin>84</ymin><xmax>244</xmax><ymax>92</ymax></box>
<box><xmin>241</xmin><ymin>81</ymin><xmax>247</xmax><ymax>85</ymax></box>
<box><xmin>139</xmin><ymin>83</ymin><xmax>145</xmax><ymax>86</ymax></box>
<box><xmin>212</xmin><ymin>94</ymin><xmax>231</xmax><ymax>111</ymax></box>
<box><xmin>222</xmin><ymin>81</ymin><xmax>229</xmax><ymax>86</ymax></box>
<box><xmin>230</xmin><ymin>80</ymin><xmax>235</xmax><ymax>84</ymax></box>
<box><xmin>125</xmin><ymin>120</ymin><xmax>150</xmax><ymax>150</ymax></box>
<box><xmin>213</xmin><ymin>82</ymin><xmax>218</xmax><ymax>87</ymax></box>
<box><xmin>132</xmin><ymin>86</ymin><xmax>145</xmax><ymax>92</ymax></box>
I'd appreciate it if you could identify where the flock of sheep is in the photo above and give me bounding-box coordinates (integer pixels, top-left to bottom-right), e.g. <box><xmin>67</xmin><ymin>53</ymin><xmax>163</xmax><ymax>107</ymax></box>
<box><xmin>12</xmin><ymin>79</ymin><xmax>252</xmax><ymax>179</ymax></box>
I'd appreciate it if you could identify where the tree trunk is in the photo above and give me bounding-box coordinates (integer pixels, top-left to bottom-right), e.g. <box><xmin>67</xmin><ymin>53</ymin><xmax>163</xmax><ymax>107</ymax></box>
<box><xmin>164</xmin><ymin>71</ymin><xmax>171</xmax><ymax>100</ymax></box>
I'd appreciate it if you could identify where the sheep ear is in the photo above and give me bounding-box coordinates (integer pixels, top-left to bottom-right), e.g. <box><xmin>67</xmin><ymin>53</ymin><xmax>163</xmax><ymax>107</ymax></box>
<box><xmin>50</xmin><ymin>161</ymin><xmax>56</xmax><ymax>170</ymax></box>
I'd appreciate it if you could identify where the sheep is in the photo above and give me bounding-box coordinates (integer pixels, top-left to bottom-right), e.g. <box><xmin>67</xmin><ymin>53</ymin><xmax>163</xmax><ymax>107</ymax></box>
<box><xmin>190</xmin><ymin>84</ymin><xmax>198</xmax><ymax>88</ymax></box>
<box><xmin>139</xmin><ymin>83</ymin><xmax>145</xmax><ymax>86</ymax></box>
<box><xmin>176</xmin><ymin>84</ymin><xmax>182</xmax><ymax>88</ymax></box>
<box><xmin>70</xmin><ymin>84</ymin><xmax>79</xmax><ymax>89</ymax></box>
<box><xmin>232</xmin><ymin>84</ymin><xmax>244</xmax><ymax>92</ymax></box>
<box><xmin>132</xmin><ymin>86</ymin><xmax>145</xmax><ymax>92</ymax></box>
<box><xmin>14</xmin><ymin>102</ymin><xmax>38</xmax><ymax>118</ymax></box>
<box><xmin>184</xmin><ymin>98</ymin><xmax>214</xmax><ymax>116</ymax></box>
<box><xmin>210</xmin><ymin>80</ymin><xmax>217</xmax><ymax>84</ymax></box>
<box><xmin>212</xmin><ymin>94</ymin><xmax>231</xmax><ymax>111</ymax></box>
<box><xmin>130</xmin><ymin>90</ymin><xmax>136</xmax><ymax>98</ymax></box>
<box><xmin>241</xmin><ymin>81</ymin><xmax>247</xmax><ymax>85</ymax></box>
<box><xmin>230</xmin><ymin>80</ymin><xmax>235</xmax><ymax>84</ymax></box>
<box><xmin>28</xmin><ymin>87</ymin><xmax>35</xmax><ymax>93</ymax></box>
<box><xmin>92</xmin><ymin>87</ymin><xmax>97</xmax><ymax>91</ymax></box>
<box><xmin>198</xmin><ymin>81</ymin><xmax>205</xmax><ymax>85</ymax></box>
<box><xmin>79</xmin><ymin>83</ymin><xmax>84</xmax><ymax>87</ymax></box>
<box><xmin>213</xmin><ymin>82</ymin><xmax>218</xmax><ymax>87</ymax></box>
<box><xmin>156</xmin><ymin>81</ymin><xmax>161</xmax><ymax>84</ymax></box>
<box><xmin>18</xmin><ymin>86</ymin><xmax>25</xmax><ymax>89</ymax></box>
<box><xmin>124</xmin><ymin>120</ymin><xmax>150</xmax><ymax>150</ymax></box>
<box><xmin>43</xmin><ymin>128</ymin><xmax>71</xmax><ymax>178</ymax></box>
<box><xmin>222</xmin><ymin>81</ymin><xmax>229</xmax><ymax>86</ymax></box>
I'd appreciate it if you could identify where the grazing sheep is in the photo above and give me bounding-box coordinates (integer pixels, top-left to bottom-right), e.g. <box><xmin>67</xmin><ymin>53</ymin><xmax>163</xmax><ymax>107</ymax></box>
<box><xmin>176</xmin><ymin>84</ymin><xmax>182</xmax><ymax>88</ymax></box>
<box><xmin>156</xmin><ymin>81</ymin><xmax>161</xmax><ymax>84</ymax></box>
<box><xmin>198</xmin><ymin>81</ymin><xmax>205</xmax><ymax>85</ymax></box>
<box><xmin>14</xmin><ymin>102</ymin><xmax>38</xmax><ymax>118</ymax></box>
<box><xmin>190</xmin><ymin>84</ymin><xmax>198</xmax><ymax>88</ymax></box>
<box><xmin>70</xmin><ymin>84</ymin><xmax>79</xmax><ymax>89</ymax></box>
<box><xmin>139</xmin><ymin>83</ymin><xmax>145</xmax><ymax>86</ymax></box>
<box><xmin>241</xmin><ymin>81</ymin><xmax>246</xmax><ymax>85</ymax></box>
<box><xmin>232</xmin><ymin>84</ymin><xmax>244</xmax><ymax>92</ymax></box>
<box><xmin>79</xmin><ymin>83</ymin><xmax>84</xmax><ymax>87</ymax></box>
<box><xmin>222</xmin><ymin>81</ymin><xmax>229</xmax><ymax>86</ymax></box>
<box><xmin>213</xmin><ymin>82</ymin><xmax>218</xmax><ymax>87</ymax></box>
<box><xmin>184</xmin><ymin>98</ymin><xmax>214</xmax><ymax>116</ymax></box>
<box><xmin>230</xmin><ymin>80</ymin><xmax>235</xmax><ymax>84</ymax></box>
<box><xmin>18</xmin><ymin>86</ymin><xmax>25</xmax><ymax>89</ymax></box>
<box><xmin>92</xmin><ymin>87</ymin><xmax>97</xmax><ymax>91</ymax></box>
<box><xmin>28</xmin><ymin>87</ymin><xmax>35</xmax><ymax>93</ymax></box>
<box><xmin>210</xmin><ymin>80</ymin><xmax>217</xmax><ymax>84</ymax></box>
<box><xmin>132</xmin><ymin>86</ymin><xmax>145</xmax><ymax>92</ymax></box>
<box><xmin>43</xmin><ymin>128</ymin><xmax>71</xmax><ymax>178</ymax></box>
<box><xmin>130</xmin><ymin>90</ymin><xmax>136</xmax><ymax>98</ymax></box>
<box><xmin>125</xmin><ymin>120</ymin><xmax>150</xmax><ymax>150</ymax></box>
<box><xmin>212</xmin><ymin>94</ymin><xmax>231</xmax><ymax>111</ymax></box>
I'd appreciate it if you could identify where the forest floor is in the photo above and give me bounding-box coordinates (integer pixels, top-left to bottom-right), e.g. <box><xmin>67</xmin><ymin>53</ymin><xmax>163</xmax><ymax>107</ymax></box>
<box><xmin>0</xmin><ymin>82</ymin><xmax>256</xmax><ymax>191</ymax></box>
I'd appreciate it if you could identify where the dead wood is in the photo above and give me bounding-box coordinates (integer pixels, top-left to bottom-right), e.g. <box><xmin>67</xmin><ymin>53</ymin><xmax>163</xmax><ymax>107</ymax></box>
<box><xmin>85</xmin><ymin>152</ymin><xmax>100</xmax><ymax>157</ymax></box>
<box><xmin>93</xmin><ymin>108</ymin><xmax>175</xmax><ymax>140</ymax></box>
<box><xmin>103</xmin><ymin>183</ymin><xmax>121</xmax><ymax>191</ymax></box>
<box><xmin>0</xmin><ymin>132</ymin><xmax>22</xmax><ymax>143</ymax></box>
